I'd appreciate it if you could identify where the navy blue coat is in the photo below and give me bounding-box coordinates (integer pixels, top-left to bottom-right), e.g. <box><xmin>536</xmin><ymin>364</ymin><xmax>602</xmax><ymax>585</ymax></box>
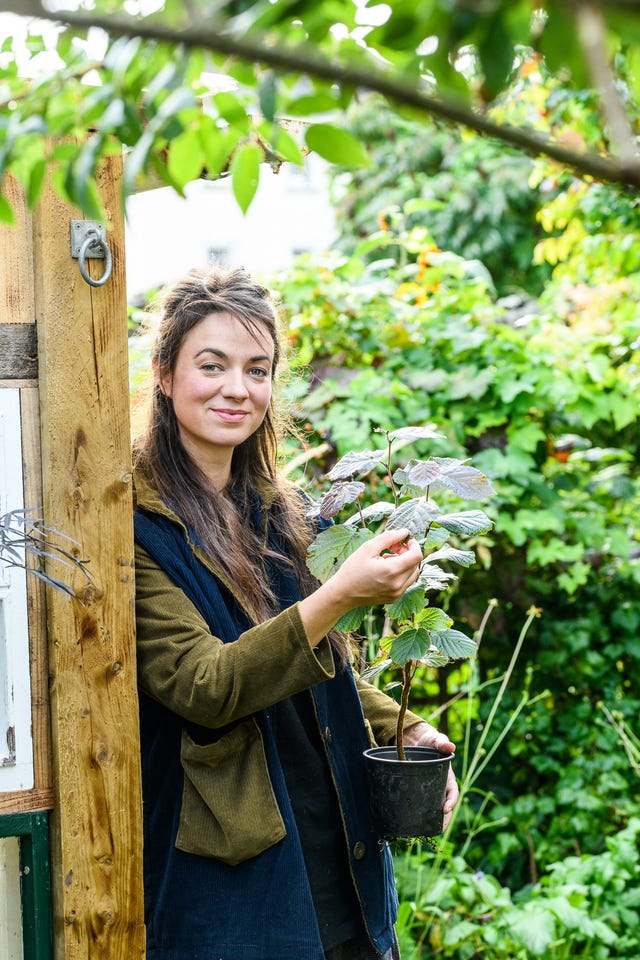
<box><xmin>134</xmin><ymin>501</ymin><xmax>398</xmax><ymax>960</ymax></box>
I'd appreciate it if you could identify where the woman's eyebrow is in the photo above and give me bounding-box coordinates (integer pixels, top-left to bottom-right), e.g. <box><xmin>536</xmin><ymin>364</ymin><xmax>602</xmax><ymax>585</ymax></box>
<box><xmin>194</xmin><ymin>347</ymin><xmax>272</xmax><ymax>363</ymax></box>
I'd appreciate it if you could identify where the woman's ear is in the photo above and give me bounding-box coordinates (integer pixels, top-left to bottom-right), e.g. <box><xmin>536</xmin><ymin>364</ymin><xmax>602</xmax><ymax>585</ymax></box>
<box><xmin>153</xmin><ymin>357</ymin><xmax>172</xmax><ymax>398</ymax></box>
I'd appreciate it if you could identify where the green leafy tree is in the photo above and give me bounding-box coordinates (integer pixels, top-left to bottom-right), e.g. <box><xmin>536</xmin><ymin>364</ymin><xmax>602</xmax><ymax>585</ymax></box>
<box><xmin>1</xmin><ymin>0</ymin><xmax>639</xmax><ymax>222</ymax></box>
<box><xmin>328</xmin><ymin>97</ymin><xmax>551</xmax><ymax>297</ymax></box>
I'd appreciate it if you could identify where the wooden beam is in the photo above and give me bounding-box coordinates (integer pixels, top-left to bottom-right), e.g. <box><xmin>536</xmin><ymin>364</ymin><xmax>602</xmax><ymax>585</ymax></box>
<box><xmin>34</xmin><ymin>151</ymin><xmax>145</xmax><ymax>960</ymax></box>
<box><xmin>0</xmin><ymin>325</ymin><xmax>38</xmax><ymax>379</ymax></box>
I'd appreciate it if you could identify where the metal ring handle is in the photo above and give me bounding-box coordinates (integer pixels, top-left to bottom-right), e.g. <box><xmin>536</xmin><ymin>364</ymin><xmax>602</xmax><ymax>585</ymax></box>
<box><xmin>78</xmin><ymin>230</ymin><xmax>113</xmax><ymax>287</ymax></box>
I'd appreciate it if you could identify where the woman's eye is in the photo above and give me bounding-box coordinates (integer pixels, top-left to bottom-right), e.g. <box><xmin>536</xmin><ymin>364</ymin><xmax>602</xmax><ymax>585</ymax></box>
<box><xmin>201</xmin><ymin>363</ymin><xmax>222</xmax><ymax>373</ymax></box>
<box><xmin>250</xmin><ymin>367</ymin><xmax>269</xmax><ymax>378</ymax></box>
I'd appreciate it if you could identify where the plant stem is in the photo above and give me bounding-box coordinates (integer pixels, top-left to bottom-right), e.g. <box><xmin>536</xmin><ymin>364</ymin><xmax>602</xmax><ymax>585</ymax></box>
<box><xmin>386</xmin><ymin>435</ymin><xmax>399</xmax><ymax>508</ymax></box>
<box><xmin>396</xmin><ymin>662</ymin><xmax>414</xmax><ymax>760</ymax></box>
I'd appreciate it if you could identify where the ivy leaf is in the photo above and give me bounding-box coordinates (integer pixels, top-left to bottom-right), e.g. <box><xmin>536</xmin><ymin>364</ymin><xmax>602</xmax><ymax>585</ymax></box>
<box><xmin>429</xmin><ymin>457</ymin><xmax>495</xmax><ymax>499</ymax></box>
<box><xmin>436</xmin><ymin>510</ymin><xmax>493</xmax><ymax>536</ymax></box>
<box><xmin>306</xmin><ymin>123</ymin><xmax>371</xmax><ymax>167</ymax></box>
<box><xmin>382</xmin><ymin>627</ymin><xmax>431</xmax><ymax>664</ymax></box>
<box><xmin>430</xmin><ymin>628</ymin><xmax>477</xmax><ymax>660</ymax></box>
<box><xmin>314</xmin><ymin>481</ymin><xmax>365</xmax><ymax>519</ymax></box>
<box><xmin>327</xmin><ymin>448</ymin><xmax>386</xmax><ymax>480</ymax></box>
<box><xmin>306</xmin><ymin>525</ymin><xmax>373</xmax><ymax>582</ymax></box>
<box><xmin>231</xmin><ymin>142</ymin><xmax>261</xmax><ymax>214</ymax></box>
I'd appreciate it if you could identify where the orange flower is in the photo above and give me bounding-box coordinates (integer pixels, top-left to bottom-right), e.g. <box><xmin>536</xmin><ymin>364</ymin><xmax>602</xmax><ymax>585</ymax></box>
<box><xmin>395</xmin><ymin>282</ymin><xmax>427</xmax><ymax>304</ymax></box>
<box><xmin>417</xmin><ymin>244</ymin><xmax>440</xmax><ymax>269</ymax></box>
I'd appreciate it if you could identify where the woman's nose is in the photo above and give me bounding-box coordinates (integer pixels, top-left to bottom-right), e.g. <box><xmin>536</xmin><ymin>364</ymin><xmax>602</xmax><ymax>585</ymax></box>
<box><xmin>221</xmin><ymin>368</ymin><xmax>249</xmax><ymax>398</ymax></box>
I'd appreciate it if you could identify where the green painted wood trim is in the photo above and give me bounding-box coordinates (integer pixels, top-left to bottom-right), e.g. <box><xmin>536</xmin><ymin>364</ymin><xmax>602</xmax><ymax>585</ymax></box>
<box><xmin>0</xmin><ymin>810</ymin><xmax>52</xmax><ymax>960</ymax></box>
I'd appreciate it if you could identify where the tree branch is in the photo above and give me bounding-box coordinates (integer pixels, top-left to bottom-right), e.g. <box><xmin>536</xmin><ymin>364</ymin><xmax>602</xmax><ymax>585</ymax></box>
<box><xmin>575</xmin><ymin>1</ymin><xmax>639</xmax><ymax>164</ymax></box>
<box><xmin>7</xmin><ymin>1</ymin><xmax>640</xmax><ymax>189</ymax></box>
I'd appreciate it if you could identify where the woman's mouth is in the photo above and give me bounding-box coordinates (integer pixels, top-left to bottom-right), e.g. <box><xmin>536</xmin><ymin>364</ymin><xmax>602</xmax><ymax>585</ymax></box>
<box><xmin>212</xmin><ymin>409</ymin><xmax>248</xmax><ymax>423</ymax></box>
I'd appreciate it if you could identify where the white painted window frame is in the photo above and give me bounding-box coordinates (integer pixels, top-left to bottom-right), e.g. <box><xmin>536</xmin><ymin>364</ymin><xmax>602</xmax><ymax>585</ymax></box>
<box><xmin>0</xmin><ymin>388</ymin><xmax>34</xmax><ymax>792</ymax></box>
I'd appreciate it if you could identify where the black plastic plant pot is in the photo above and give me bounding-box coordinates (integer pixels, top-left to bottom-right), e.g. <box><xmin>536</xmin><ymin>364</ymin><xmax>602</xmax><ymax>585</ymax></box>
<box><xmin>363</xmin><ymin>745</ymin><xmax>453</xmax><ymax>840</ymax></box>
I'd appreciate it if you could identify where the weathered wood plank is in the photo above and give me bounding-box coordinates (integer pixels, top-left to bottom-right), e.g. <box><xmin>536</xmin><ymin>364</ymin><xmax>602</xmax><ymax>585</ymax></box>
<box><xmin>0</xmin><ymin>174</ymin><xmax>35</xmax><ymax>325</ymax></box>
<box><xmin>34</xmin><ymin>151</ymin><xmax>145</xmax><ymax>960</ymax></box>
<box><xmin>0</xmin><ymin>788</ymin><xmax>55</xmax><ymax>815</ymax></box>
<box><xmin>0</xmin><ymin>324</ymin><xmax>38</xmax><ymax>379</ymax></box>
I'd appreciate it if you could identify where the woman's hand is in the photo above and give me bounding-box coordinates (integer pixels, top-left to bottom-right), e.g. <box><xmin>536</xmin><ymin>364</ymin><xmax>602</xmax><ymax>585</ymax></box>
<box><xmin>298</xmin><ymin>527</ymin><xmax>422</xmax><ymax>648</ymax></box>
<box><xmin>402</xmin><ymin>721</ymin><xmax>459</xmax><ymax>828</ymax></box>
<box><xmin>329</xmin><ymin>527</ymin><xmax>423</xmax><ymax>609</ymax></box>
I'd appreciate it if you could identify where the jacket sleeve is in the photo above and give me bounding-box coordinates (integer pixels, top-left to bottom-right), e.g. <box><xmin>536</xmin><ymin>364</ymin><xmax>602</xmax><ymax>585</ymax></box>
<box><xmin>356</xmin><ymin>676</ymin><xmax>424</xmax><ymax>746</ymax></box>
<box><xmin>135</xmin><ymin>544</ymin><xmax>336</xmax><ymax>728</ymax></box>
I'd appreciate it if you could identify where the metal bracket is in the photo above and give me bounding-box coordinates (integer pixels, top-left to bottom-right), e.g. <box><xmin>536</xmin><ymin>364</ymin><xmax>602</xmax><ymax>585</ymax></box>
<box><xmin>70</xmin><ymin>220</ymin><xmax>106</xmax><ymax>258</ymax></box>
<box><xmin>69</xmin><ymin>220</ymin><xmax>113</xmax><ymax>287</ymax></box>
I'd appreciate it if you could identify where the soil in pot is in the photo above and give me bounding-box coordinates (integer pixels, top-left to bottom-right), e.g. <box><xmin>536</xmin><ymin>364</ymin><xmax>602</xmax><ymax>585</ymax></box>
<box><xmin>363</xmin><ymin>745</ymin><xmax>453</xmax><ymax>839</ymax></box>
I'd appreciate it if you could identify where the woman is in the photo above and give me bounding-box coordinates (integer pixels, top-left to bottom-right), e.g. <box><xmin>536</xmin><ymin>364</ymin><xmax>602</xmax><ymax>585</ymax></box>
<box><xmin>133</xmin><ymin>264</ymin><xmax>458</xmax><ymax>960</ymax></box>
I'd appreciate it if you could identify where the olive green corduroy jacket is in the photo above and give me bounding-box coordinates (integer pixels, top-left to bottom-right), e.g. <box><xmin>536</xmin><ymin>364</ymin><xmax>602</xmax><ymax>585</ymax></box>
<box><xmin>133</xmin><ymin>469</ymin><xmax>423</xmax><ymax>862</ymax></box>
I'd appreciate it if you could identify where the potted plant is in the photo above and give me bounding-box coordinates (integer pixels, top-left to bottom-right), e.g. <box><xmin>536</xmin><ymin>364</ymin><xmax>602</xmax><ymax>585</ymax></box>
<box><xmin>306</xmin><ymin>425</ymin><xmax>494</xmax><ymax>838</ymax></box>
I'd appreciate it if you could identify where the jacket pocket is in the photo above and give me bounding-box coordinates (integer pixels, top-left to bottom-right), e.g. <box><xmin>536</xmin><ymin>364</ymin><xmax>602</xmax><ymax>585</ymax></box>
<box><xmin>176</xmin><ymin>718</ymin><xmax>286</xmax><ymax>865</ymax></box>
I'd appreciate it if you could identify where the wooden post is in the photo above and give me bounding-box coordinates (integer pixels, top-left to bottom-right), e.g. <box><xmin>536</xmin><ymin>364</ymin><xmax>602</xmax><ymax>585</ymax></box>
<box><xmin>33</xmin><ymin>152</ymin><xmax>145</xmax><ymax>959</ymax></box>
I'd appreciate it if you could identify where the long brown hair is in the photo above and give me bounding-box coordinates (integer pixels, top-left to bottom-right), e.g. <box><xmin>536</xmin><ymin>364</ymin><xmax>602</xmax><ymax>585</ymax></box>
<box><xmin>134</xmin><ymin>265</ymin><xmax>317</xmax><ymax>625</ymax></box>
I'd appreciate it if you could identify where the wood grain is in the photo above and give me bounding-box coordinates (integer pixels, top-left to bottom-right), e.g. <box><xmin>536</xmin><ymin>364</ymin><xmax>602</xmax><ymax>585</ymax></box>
<box><xmin>34</xmin><ymin>150</ymin><xmax>145</xmax><ymax>960</ymax></box>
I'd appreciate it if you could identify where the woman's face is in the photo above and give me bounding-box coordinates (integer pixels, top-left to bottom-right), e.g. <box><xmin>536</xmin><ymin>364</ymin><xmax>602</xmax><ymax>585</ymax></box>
<box><xmin>160</xmin><ymin>312</ymin><xmax>274</xmax><ymax>480</ymax></box>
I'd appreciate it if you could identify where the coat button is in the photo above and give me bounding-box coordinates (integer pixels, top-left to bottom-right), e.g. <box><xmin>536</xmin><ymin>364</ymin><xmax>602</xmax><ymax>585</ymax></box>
<box><xmin>353</xmin><ymin>841</ymin><xmax>366</xmax><ymax>860</ymax></box>
<box><xmin>325</xmin><ymin>726</ymin><xmax>333</xmax><ymax>744</ymax></box>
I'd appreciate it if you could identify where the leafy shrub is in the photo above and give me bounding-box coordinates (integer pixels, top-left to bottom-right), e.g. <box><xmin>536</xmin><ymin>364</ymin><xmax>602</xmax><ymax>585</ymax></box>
<box><xmin>393</xmin><ymin>817</ymin><xmax>640</xmax><ymax>959</ymax></box>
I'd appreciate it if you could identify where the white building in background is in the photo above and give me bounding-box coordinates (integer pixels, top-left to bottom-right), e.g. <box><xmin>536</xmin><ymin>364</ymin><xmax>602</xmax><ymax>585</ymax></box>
<box><xmin>125</xmin><ymin>155</ymin><xmax>337</xmax><ymax>301</ymax></box>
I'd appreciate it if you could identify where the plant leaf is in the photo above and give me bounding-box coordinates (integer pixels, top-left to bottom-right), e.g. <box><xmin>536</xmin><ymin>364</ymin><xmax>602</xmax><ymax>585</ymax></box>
<box><xmin>335</xmin><ymin>605</ymin><xmax>369</xmax><ymax>632</ymax></box>
<box><xmin>314</xmin><ymin>480</ymin><xmax>365</xmax><ymax>519</ymax></box>
<box><xmin>305</xmin><ymin>123</ymin><xmax>370</xmax><ymax>167</ymax></box>
<box><xmin>386</xmin><ymin>498</ymin><xmax>440</xmax><ymax>536</ymax></box>
<box><xmin>327</xmin><ymin>448</ymin><xmax>386</xmax><ymax>480</ymax></box>
<box><xmin>383</xmin><ymin>425</ymin><xmax>446</xmax><ymax>442</ymax></box>
<box><xmin>418</xmin><ymin>563</ymin><xmax>457</xmax><ymax>589</ymax></box>
<box><xmin>415</xmin><ymin>607</ymin><xmax>453</xmax><ymax>630</ymax></box>
<box><xmin>429</xmin><ymin>457</ymin><xmax>495</xmax><ymax>499</ymax></box>
<box><xmin>231</xmin><ymin>142</ymin><xmax>261</xmax><ymax>214</ymax></box>
<box><xmin>427</xmin><ymin>545</ymin><xmax>476</xmax><ymax>566</ymax></box>
<box><xmin>382</xmin><ymin>627</ymin><xmax>431</xmax><ymax>664</ymax></box>
<box><xmin>436</xmin><ymin>510</ymin><xmax>493</xmax><ymax>536</ymax></box>
<box><xmin>345</xmin><ymin>501</ymin><xmax>395</xmax><ymax>526</ymax></box>
<box><xmin>430</xmin><ymin>628</ymin><xmax>477</xmax><ymax>660</ymax></box>
<box><xmin>385</xmin><ymin>583</ymin><xmax>429</xmax><ymax>620</ymax></box>
<box><xmin>306</xmin><ymin>525</ymin><xmax>373</xmax><ymax>582</ymax></box>
<box><xmin>360</xmin><ymin>657</ymin><xmax>392</xmax><ymax>682</ymax></box>
<box><xmin>405</xmin><ymin>458</ymin><xmax>445</xmax><ymax>489</ymax></box>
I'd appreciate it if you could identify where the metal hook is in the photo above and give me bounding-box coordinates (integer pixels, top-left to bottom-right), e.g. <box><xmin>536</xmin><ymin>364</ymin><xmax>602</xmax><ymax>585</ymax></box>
<box><xmin>70</xmin><ymin>221</ymin><xmax>113</xmax><ymax>288</ymax></box>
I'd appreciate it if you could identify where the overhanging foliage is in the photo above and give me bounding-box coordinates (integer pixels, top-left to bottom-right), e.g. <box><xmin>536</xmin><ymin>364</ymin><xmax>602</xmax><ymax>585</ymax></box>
<box><xmin>0</xmin><ymin>0</ymin><xmax>638</xmax><ymax>222</ymax></box>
